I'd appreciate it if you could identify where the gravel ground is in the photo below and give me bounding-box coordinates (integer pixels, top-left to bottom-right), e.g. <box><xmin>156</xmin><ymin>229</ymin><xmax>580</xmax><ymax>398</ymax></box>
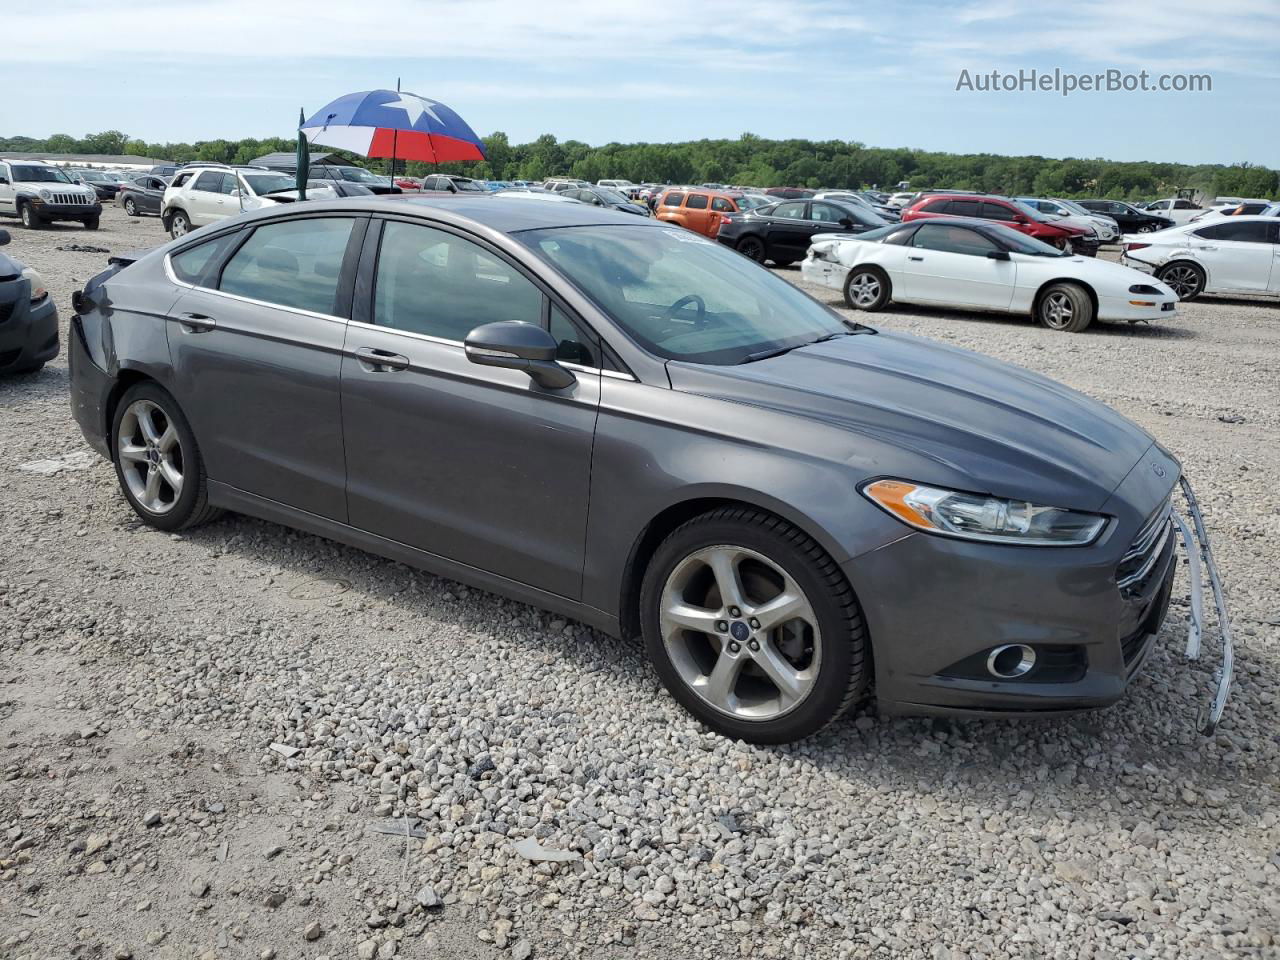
<box><xmin>1</xmin><ymin>205</ymin><xmax>1277</xmax><ymax>960</ymax></box>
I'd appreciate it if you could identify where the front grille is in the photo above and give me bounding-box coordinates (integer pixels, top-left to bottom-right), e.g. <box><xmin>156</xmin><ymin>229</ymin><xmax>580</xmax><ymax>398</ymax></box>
<box><xmin>1116</xmin><ymin>496</ymin><xmax>1173</xmax><ymax>597</ymax></box>
<box><xmin>46</xmin><ymin>192</ymin><xmax>92</xmax><ymax>205</ymax></box>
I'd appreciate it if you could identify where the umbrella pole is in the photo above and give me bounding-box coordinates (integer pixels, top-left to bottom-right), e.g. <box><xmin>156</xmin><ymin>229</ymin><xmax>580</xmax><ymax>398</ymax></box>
<box><xmin>389</xmin><ymin>76</ymin><xmax>400</xmax><ymax>186</ymax></box>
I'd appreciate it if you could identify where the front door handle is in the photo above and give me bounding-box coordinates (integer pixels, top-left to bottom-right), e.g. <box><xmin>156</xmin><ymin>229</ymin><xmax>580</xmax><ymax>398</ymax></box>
<box><xmin>1197</xmin><ymin>245</ymin><xmax>1217</xmax><ymax>251</ymax></box>
<box><xmin>354</xmin><ymin>347</ymin><xmax>410</xmax><ymax>372</ymax></box>
<box><xmin>176</xmin><ymin>312</ymin><xmax>216</xmax><ymax>332</ymax></box>
<box><xmin>908</xmin><ymin>255</ymin><xmax>924</xmax><ymax>261</ymax></box>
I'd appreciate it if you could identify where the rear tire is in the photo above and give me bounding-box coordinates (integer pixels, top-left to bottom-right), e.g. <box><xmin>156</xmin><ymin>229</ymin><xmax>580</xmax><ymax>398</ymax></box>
<box><xmin>843</xmin><ymin>266</ymin><xmax>890</xmax><ymax>311</ymax></box>
<box><xmin>640</xmin><ymin>507</ymin><xmax>868</xmax><ymax>743</ymax></box>
<box><xmin>20</xmin><ymin>203</ymin><xmax>41</xmax><ymax>229</ymax></box>
<box><xmin>736</xmin><ymin>236</ymin><xmax>765</xmax><ymax>262</ymax></box>
<box><xmin>1155</xmin><ymin>261</ymin><xmax>1205</xmax><ymax>301</ymax></box>
<box><xmin>1036</xmin><ymin>282</ymin><xmax>1093</xmax><ymax>332</ymax></box>
<box><xmin>111</xmin><ymin>382</ymin><xmax>222</xmax><ymax>532</ymax></box>
<box><xmin>124</xmin><ymin>197</ymin><xmax>138</xmax><ymax>216</ymax></box>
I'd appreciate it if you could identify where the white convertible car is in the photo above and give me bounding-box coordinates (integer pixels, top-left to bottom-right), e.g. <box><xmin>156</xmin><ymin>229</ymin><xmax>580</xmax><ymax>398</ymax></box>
<box><xmin>800</xmin><ymin>218</ymin><xmax>1178</xmax><ymax>333</ymax></box>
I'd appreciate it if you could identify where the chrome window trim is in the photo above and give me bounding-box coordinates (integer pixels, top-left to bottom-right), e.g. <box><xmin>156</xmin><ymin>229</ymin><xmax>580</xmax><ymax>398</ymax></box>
<box><xmin>163</xmin><ymin>254</ymin><xmax>348</xmax><ymax>326</ymax></box>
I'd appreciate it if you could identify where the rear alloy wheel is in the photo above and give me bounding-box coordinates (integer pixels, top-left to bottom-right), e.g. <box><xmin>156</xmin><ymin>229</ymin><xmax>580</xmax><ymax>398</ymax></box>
<box><xmin>1037</xmin><ymin>282</ymin><xmax>1093</xmax><ymax>333</ymax></box>
<box><xmin>169</xmin><ymin>210</ymin><xmax>191</xmax><ymax>239</ymax></box>
<box><xmin>123</xmin><ymin>197</ymin><xmax>138</xmax><ymax>216</ymax></box>
<box><xmin>1138</xmin><ymin>223</ymin><xmax>1157</xmax><ymax>233</ymax></box>
<box><xmin>1156</xmin><ymin>262</ymin><xmax>1205</xmax><ymax>301</ymax></box>
<box><xmin>112</xmin><ymin>383</ymin><xmax>221</xmax><ymax>531</ymax></box>
<box><xmin>843</xmin><ymin>267</ymin><xmax>889</xmax><ymax>311</ymax></box>
<box><xmin>641</xmin><ymin>507</ymin><xmax>868</xmax><ymax>743</ymax></box>
<box><xmin>737</xmin><ymin>236</ymin><xmax>765</xmax><ymax>262</ymax></box>
<box><xmin>20</xmin><ymin>204</ymin><xmax>41</xmax><ymax>229</ymax></box>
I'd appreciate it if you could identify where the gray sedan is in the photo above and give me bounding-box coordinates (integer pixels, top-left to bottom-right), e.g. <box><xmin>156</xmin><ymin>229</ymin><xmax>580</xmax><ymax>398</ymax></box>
<box><xmin>67</xmin><ymin>196</ymin><xmax>1232</xmax><ymax>742</ymax></box>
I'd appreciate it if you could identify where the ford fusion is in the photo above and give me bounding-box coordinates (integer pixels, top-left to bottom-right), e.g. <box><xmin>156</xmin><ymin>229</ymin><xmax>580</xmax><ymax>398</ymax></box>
<box><xmin>67</xmin><ymin>197</ymin><xmax>1232</xmax><ymax>742</ymax></box>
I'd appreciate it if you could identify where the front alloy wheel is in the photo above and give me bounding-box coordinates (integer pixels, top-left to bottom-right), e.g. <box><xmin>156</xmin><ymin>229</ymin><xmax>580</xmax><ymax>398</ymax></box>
<box><xmin>170</xmin><ymin>211</ymin><xmax>190</xmax><ymax>238</ymax></box>
<box><xmin>641</xmin><ymin>507</ymin><xmax>868</xmax><ymax>743</ymax></box>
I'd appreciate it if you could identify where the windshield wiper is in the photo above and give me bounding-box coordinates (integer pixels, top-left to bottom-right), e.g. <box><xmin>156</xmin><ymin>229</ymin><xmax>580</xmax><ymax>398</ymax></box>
<box><xmin>738</xmin><ymin>331</ymin><xmax>853</xmax><ymax>364</ymax></box>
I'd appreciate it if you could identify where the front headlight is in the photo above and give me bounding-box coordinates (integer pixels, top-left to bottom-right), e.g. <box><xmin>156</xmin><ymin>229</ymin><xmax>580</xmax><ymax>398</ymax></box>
<box><xmin>862</xmin><ymin>479</ymin><xmax>1107</xmax><ymax>546</ymax></box>
<box><xmin>37</xmin><ymin>189</ymin><xmax>52</xmax><ymax>201</ymax></box>
<box><xmin>21</xmin><ymin>266</ymin><xmax>48</xmax><ymax>303</ymax></box>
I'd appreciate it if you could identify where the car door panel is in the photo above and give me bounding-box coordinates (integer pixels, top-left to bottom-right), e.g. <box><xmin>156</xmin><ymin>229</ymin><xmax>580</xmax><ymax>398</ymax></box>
<box><xmin>1191</xmin><ymin>223</ymin><xmax>1275</xmax><ymax>292</ymax></box>
<box><xmin>766</xmin><ymin>202</ymin><xmax>811</xmax><ymax>261</ymax></box>
<box><xmin>339</xmin><ymin>217</ymin><xmax>599</xmax><ymax>600</ymax></box>
<box><xmin>165</xmin><ymin>215</ymin><xmax>364</xmax><ymax>521</ymax></box>
<box><xmin>900</xmin><ymin>224</ymin><xmax>1016</xmax><ymax>309</ymax></box>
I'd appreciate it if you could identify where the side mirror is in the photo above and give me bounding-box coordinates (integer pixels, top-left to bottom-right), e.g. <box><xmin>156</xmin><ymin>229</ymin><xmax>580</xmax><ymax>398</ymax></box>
<box><xmin>987</xmin><ymin>249</ymin><xmax>1011</xmax><ymax>261</ymax></box>
<box><xmin>1013</xmin><ymin>214</ymin><xmax>1029</xmax><ymax>224</ymax></box>
<box><xmin>0</xmin><ymin>176</ymin><xmax>8</xmax><ymax>185</ymax></box>
<box><xmin>464</xmin><ymin>321</ymin><xmax>576</xmax><ymax>390</ymax></box>
<box><xmin>838</xmin><ymin>217</ymin><xmax>854</xmax><ymax>228</ymax></box>
<box><xmin>0</xmin><ymin>229</ymin><xmax>9</xmax><ymax>246</ymax></box>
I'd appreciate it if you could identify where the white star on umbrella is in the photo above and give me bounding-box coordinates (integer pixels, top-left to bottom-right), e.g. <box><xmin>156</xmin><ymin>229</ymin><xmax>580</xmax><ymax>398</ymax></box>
<box><xmin>383</xmin><ymin>93</ymin><xmax>444</xmax><ymax>127</ymax></box>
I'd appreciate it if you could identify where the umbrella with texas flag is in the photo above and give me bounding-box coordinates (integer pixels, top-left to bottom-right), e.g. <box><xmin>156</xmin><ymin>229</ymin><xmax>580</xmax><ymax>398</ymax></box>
<box><xmin>300</xmin><ymin>89</ymin><xmax>487</xmax><ymax>167</ymax></box>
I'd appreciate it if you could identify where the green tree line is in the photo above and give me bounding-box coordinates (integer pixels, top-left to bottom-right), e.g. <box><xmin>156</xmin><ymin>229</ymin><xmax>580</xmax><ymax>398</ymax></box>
<box><xmin>2</xmin><ymin>129</ymin><xmax>1276</xmax><ymax>201</ymax></box>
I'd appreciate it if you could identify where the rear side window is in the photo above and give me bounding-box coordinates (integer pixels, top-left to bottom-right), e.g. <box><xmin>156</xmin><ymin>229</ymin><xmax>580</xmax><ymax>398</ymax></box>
<box><xmin>772</xmin><ymin>201</ymin><xmax>806</xmax><ymax>219</ymax></box>
<box><xmin>170</xmin><ymin>232</ymin><xmax>241</xmax><ymax>286</ymax></box>
<box><xmin>219</xmin><ymin>217</ymin><xmax>355</xmax><ymax>315</ymax></box>
<box><xmin>193</xmin><ymin>171</ymin><xmax>223</xmax><ymax>192</ymax></box>
<box><xmin>172</xmin><ymin>171</ymin><xmax>193</xmax><ymax>188</ymax></box>
<box><xmin>1194</xmin><ymin>220</ymin><xmax>1272</xmax><ymax>243</ymax></box>
<box><xmin>950</xmin><ymin>200</ymin><xmax>982</xmax><ymax>217</ymax></box>
<box><xmin>685</xmin><ymin>194</ymin><xmax>709</xmax><ymax>210</ymax></box>
<box><xmin>662</xmin><ymin>192</ymin><xmax>683</xmax><ymax>207</ymax></box>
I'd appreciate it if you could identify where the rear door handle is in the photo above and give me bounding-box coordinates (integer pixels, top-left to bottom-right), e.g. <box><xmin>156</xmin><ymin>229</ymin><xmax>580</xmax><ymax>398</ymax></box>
<box><xmin>908</xmin><ymin>255</ymin><xmax>924</xmax><ymax>261</ymax></box>
<box><xmin>354</xmin><ymin>346</ymin><xmax>410</xmax><ymax>372</ymax></box>
<box><xmin>176</xmin><ymin>312</ymin><xmax>216</xmax><ymax>332</ymax></box>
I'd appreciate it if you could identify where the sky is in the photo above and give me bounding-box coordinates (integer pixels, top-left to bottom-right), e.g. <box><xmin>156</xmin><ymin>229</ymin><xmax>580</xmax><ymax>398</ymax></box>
<box><xmin>4</xmin><ymin>0</ymin><xmax>1278</xmax><ymax>166</ymax></box>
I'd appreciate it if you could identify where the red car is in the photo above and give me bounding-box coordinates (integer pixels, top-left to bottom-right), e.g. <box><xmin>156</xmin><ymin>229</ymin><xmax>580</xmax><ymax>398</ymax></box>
<box><xmin>902</xmin><ymin>194</ymin><xmax>1097</xmax><ymax>255</ymax></box>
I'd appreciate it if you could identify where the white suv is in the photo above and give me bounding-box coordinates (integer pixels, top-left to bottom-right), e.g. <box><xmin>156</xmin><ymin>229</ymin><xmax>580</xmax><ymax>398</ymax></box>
<box><xmin>161</xmin><ymin>165</ymin><xmax>311</xmax><ymax>238</ymax></box>
<box><xmin>0</xmin><ymin>159</ymin><xmax>102</xmax><ymax>230</ymax></box>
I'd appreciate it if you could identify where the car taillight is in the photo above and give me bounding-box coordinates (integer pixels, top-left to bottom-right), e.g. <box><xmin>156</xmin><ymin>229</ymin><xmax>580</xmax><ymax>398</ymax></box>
<box><xmin>1125</xmin><ymin>243</ymin><xmax>1151</xmax><ymax>252</ymax></box>
<box><xmin>719</xmin><ymin>214</ymin><xmax>734</xmax><ymax>225</ymax></box>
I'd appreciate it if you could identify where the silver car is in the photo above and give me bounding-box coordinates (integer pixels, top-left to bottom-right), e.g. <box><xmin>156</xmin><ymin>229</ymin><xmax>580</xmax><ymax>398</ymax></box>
<box><xmin>68</xmin><ymin>196</ymin><xmax>1233</xmax><ymax>742</ymax></box>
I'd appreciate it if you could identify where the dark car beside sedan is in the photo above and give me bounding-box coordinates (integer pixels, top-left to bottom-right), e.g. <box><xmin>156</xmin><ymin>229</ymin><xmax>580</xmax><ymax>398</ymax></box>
<box><xmin>1076</xmin><ymin>200</ymin><xmax>1174</xmax><ymax>234</ymax></box>
<box><xmin>0</xmin><ymin>229</ymin><xmax>59</xmax><ymax>375</ymax></box>
<box><xmin>716</xmin><ymin>198</ymin><xmax>886</xmax><ymax>265</ymax></box>
<box><xmin>66</xmin><ymin>195</ymin><xmax>1232</xmax><ymax>742</ymax></box>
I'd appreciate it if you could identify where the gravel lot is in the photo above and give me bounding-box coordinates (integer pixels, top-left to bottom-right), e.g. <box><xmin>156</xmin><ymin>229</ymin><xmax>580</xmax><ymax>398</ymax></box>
<box><xmin>2</xmin><ymin>205</ymin><xmax>1277</xmax><ymax>960</ymax></box>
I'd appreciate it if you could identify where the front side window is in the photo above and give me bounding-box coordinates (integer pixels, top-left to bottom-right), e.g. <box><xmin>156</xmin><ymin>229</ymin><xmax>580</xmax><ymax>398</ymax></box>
<box><xmin>1194</xmin><ymin>220</ymin><xmax>1272</xmax><ymax>243</ymax></box>
<box><xmin>219</xmin><ymin>217</ymin><xmax>355</xmax><ymax>315</ymax></box>
<box><xmin>372</xmin><ymin>221</ymin><xmax>543</xmax><ymax>341</ymax></box>
<box><xmin>549</xmin><ymin>303</ymin><xmax>598</xmax><ymax>367</ymax></box>
<box><xmin>912</xmin><ymin>223</ymin><xmax>999</xmax><ymax>256</ymax></box>
<box><xmin>519</xmin><ymin>225</ymin><xmax>850</xmax><ymax>366</ymax></box>
<box><xmin>711</xmin><ymin>197</ymin><xmax>735</xmax><ymax>213</ymax></box>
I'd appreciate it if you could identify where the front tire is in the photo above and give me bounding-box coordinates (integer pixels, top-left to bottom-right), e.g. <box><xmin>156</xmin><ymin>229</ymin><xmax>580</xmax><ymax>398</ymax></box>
<box><xmin>1037</xmin><ymin>282</ymin><xmax>1093</xmax><ymax>332</ymax></box>
<box><xmin>111</xmin><ymin>382</ymin><xmax>222</xmax><ymax>531</ymax></box>
<box><xmin>843</xmin><ymin>266</ymin><xmax>890</xmax><ymax>311</ymax></box>
<box><xmin>84</xmin><ymin>216</ymin><xmax>100</xmax><ymax>230</ymax></box>
<box><xmin>640</xmin><ymin>507</ymin><xmax>868</xmax><ymax>743</ymax></box>
<box><xmin>20</xmin><ymin>203</ymin><xmax>41</xmax><ymax>229</ymax></box>
<box><xmin>1156</xmin><ymin>261</ymin><xmax>1205</xmax><ymax>301</ymax></box>
<box><xmin>169</xmin><ymin>210</ymin><xmax>191</xmax><ymax>239</ymax></box>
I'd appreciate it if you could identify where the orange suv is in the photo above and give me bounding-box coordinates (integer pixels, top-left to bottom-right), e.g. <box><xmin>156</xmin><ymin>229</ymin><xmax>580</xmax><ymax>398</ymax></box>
<box><xmin>656</xmin><ymin>189</ymin><xmax>747</xmax><ymax>238</ymax></box>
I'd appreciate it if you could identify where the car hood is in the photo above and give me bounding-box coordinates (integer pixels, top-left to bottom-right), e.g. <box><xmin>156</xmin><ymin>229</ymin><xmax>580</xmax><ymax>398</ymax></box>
<box><xmin>666</xmin><ymin>330</ymin><xmax>1157</xmax><ymax>513</ymax></box>
<box><xmin>14</xmin><ymin>180</ymin><xmax>96</xmax><ymax>200</ymax></box>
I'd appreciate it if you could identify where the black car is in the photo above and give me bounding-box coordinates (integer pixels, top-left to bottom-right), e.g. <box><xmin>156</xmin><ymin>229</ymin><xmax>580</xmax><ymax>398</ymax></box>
<box><xmin>562</xmin><ymin>186</ymin><xmax>649</xmax><ymax>217</ymax></box>
<box><xmin>0</xmin><ymin>229</ymin><xmax>59</xmax><ymax>375</ymax></box>
<box><xmin>73</xmin><ymin>170</ymin><xmax>124</xmax><ymax>200</ymax></box>
<box><xmin>716</xmin><ymin>198</ymin><xmax>886</xmax><ymax>266</ymax></box>
<box><xmin>118</xmin><ymin>175</ymin><xmax>169</xmax><ymax>217</ymax></box>
<box><xmin>1077</xmin><ymin>200</ymin><xmax>1174</xmax><ymax>234</ymax></box>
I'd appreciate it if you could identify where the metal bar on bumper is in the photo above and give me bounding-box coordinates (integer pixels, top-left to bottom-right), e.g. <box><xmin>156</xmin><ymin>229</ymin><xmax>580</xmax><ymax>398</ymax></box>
<box><xmin>1175</xmin><ymin>477</ymin><xmax>1234</xmax><ymax>735</ymax></box>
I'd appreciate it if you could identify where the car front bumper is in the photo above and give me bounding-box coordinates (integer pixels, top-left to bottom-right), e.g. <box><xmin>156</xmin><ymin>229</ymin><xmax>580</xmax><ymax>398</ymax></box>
<box><xmin>1096</xmin><ymin>291</ymin><xmax>1178</xmax><ymax>322</ymax></box>
<box><xmin>845</xmin><ymin>464</ymin><xmax>1233</xmax><ymax>733</ymax></box>
<box><xmin>0</xmin><ymin>287</ymin><xmax>59</xmax><ymax>373</ymax></box>
<box><xmin>29</xmin><ymin>199</ymin><xmax>102</xmax><ymax>221</ymax></box>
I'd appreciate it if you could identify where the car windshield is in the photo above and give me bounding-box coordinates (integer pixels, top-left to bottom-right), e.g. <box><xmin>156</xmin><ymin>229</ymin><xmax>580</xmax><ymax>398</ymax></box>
<box><xmin>518</xmin><ymin>225</ymin><xmax>852</xmax><ymax>365</ymax></box>
<box><xmin>339</xmin><ymin>167</ymin><xmax>384</xmax><ymax>184</ymax></box>
<box><xmin>597</xmin><ymin>189</ymin><xmax>628</xmax><ymax>204</ymax></box>
<box><xmin>12</xmin><ymin>165</ymin><xmax>73</xmax><ymax>184</ymax></box>
<box><xmin>451</xmin><ymin>178</ymin><xmax>485</xmax><ymax>192</ymax></box>
<box><xmin>242</xmin><ymin>173</ymin><xmax>298</xmax><ymax>195</ymax></box>
<box><xmin>1054</xmin><ymin>199</ymin><xmax>1092</xmax><ymax>216</ymax></box>
<box><xmin>735</xmin><ymin>194</ymin><xmax>773</xmax><ymax>210</ymax></box>
<box><xmin>989</xmin><ymin>223</ymin><xmax>1069</xmax><ymax>257</ymax></box>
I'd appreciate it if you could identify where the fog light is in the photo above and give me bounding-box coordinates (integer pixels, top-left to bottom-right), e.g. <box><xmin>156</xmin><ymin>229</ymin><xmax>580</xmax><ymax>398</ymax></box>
<box><xmin>986</xmin><ymin>644</ymin><xmax>1037</xmax><ymax>679</ymax></box>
